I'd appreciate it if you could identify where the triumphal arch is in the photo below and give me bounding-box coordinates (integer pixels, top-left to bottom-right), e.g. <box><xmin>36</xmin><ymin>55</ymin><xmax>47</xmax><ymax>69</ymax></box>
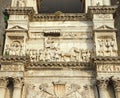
<box><xmin>0</xmin><ymin>0</ymin><xmax>120</xmax><ymax>98</ymax></box>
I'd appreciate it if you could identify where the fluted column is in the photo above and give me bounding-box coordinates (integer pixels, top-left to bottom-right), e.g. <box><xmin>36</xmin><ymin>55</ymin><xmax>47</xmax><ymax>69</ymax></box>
<box><xmin>13</xmin><ymin>78</ymin><xmax>23</xmax><ymax>98</ymax></box>
<box><xmin>0</xmin><ymin>78</ymin><xmax>8</xmax><ymax>98</ymax></box>
<box><xmin>113</xmin><ymin>79</ymin><xmax>120</xmax><ymax>98</ymax></box>
<box><xmin>97</xmin><ymin>79</ymin><xmax>110</xmax><ymax>98</ymax></box>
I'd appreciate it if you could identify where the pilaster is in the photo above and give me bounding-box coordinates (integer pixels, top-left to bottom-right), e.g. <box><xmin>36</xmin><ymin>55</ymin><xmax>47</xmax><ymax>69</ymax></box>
<box><xmin>96</xmin><ymin>78</ymin><xmax>110</xmax><ymax>98</ymax></box>
<box><xmin>112</xmin><ymin>79</ymin><xmax>120</xmax><ymax>98</ymax></box>
<box><xmin>13</xmin><ymin>77</ymin><xmax>23</xmax><ymax>98</ymax></box>
<box><xmin>0</xmin><ymin>78</ymin><xmax>8</xmax><ymax>98</ymax></box>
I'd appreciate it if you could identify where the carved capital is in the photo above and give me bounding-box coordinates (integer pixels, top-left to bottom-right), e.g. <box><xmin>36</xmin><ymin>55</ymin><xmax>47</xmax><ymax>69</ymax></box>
<box><xmin>96</xmin><ymin>78</ymin><xmax>109</xmax><ymax>89</ymax></box>
<box><xmin>112</xmin><ymin>79</ymin><xmax>120</xmax><ymax>91</ymax></box>
<box><xmin>13</xmin><ymin>77</ymin><xmax>23</xmax><ymax>88</ymax></box>
<box><xmin>0</xmin><ymin>77</ymin><xmax>8</xmax><ymax>88</ymax></box>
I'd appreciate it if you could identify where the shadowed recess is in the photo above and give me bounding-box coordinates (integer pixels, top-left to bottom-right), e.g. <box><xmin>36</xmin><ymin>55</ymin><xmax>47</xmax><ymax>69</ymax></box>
<box><xmin>38</xmin><ymin>0</ymin><xmax>85</xmax><ymax>13</ymax></box>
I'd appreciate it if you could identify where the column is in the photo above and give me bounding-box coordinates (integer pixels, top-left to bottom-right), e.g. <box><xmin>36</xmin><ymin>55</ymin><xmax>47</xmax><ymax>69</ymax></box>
<box><xmin>113</xmin><ymin>79</ymin><xmax>120</xmax><ymax>98</ymax></box>
<box><xmin>103</xmin><ymin>0</ymin><xmax>111</xmax><ymax>6</ymax></box>
<box><xmin>13</xmin><ymin>78</ymin><xmax>23</xmax><ymax>98</ymax></box>
<box><xmin>97</xmin><ymin>79</ymin><xmax>110</xmax><ymax>98</ymax></box>
<box><xmin>0</xmin><ymin>78</ymin><xmax>8</xmax><ymax>98</ymax></box>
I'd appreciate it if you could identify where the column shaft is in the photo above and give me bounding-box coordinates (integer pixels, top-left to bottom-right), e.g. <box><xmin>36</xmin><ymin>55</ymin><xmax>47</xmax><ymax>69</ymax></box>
<box><xmin>0</xmin><ymin>78</ymin><xmax>8</xmax><ymax>98</ymax></box>
<box><xmin>97</xmin><ymin>79</ymin><xmax>110</xmax><ymax>98</ymax></box>
<box><xmin>13</xmin><ymin>78</ymin><xmax>23</xmax><ymax>98</ymax></box>
<box><xmin>113</xmin><ymin>80</ymin><xmax>120</xmax><ymax>98</ymax></box>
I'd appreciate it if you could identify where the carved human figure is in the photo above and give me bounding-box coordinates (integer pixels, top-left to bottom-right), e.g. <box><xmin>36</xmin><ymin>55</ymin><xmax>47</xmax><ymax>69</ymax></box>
<box><xmin>45</xmin><ymin>49</ymin><xmax>51</xmax><ymax>61</ymax></box>
<box><xmin>39</xmin><ymin>49</ymin><xmax>45</xmax><ymax>61</ymax></box>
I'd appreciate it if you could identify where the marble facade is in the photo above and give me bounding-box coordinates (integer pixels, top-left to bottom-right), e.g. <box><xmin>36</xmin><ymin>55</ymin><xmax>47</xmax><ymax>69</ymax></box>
<box><xmin>0</xmin><ymin>0</ymin><xmax>120</xmax><ymax>98</ymax></box>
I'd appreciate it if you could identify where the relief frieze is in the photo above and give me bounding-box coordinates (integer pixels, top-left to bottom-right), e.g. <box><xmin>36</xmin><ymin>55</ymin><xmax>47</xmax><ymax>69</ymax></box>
<box><xmin>0</xmin><ymin>72</ymin><xmax>23</xmax><ymax>77</ymax></box>
<box><xmin>97</xmin><ymin>64</ymin><xmax>120</xmax><ymax>73</ymax></box>
<box><xmin>1</xmin><ymin>64</ymin><xmax>24</xmax><ymax>71</ymax></box>
<box><xmin>26</xmin><ymin>81</ymin><xmax>90</xmax><ymax>98</ymax></box>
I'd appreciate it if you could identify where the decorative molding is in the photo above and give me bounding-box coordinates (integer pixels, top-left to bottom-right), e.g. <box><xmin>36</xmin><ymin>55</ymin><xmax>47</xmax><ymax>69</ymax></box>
<box><xmin>93</xmin><ymin>56</ymin><xmax>120</xmax><ymax>64</ymax></box>
<box><xmin>32</xmin><ymin>13</ymin><xmax>88</xmax><ymax>21</ymax></box>
<box><xmin>88</xmin><ymin>6</ymin><xmax>117</xmax><ymax>14</ymax></box>
<box><xmin>97</xmin><ymin>64</ymin><xmax>120</xmax><ymax>73</ymax></box>
<box><xmin>1</xmin><ymin>64</ymin><xmax>24</xmax><ymax>71</ymax></box>
<box><xmin>6</xmin><ymin>25</ymin><xmax>28</xmax><ymax>32</ymax></box>
<box><xmin>27</xmin><ymin>62</ymin><xmax>94</xmax><ymax>70</ymax></box>
<box><xmin>0</xmin><ymin>56</ymin><xmax>30</xmax><ymax>62</ymax></box>
<box><xmin>94</xmin><ymin>25</ymin><xmax>117</xmax><ymax>32</ymax></box>
<box><xmin>5</xmin><ymin>7</ymin><xmax>34</xmax><ymax>15</ymax></box>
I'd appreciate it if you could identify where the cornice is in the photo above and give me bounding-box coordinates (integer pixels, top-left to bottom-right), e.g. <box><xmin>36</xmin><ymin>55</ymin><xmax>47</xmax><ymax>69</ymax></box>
<box><xmin>32</xmin><ymin>13</ymin><xmax>88</xmax><ymax>21</ymax></box>
<box><xmin>0</xmin><ymin>56</ymin><xmax>30</xmax><ymax>63</ymax></box>
<box><xmin>88</xmin><ymin>6</ymin><xmax>117</xmax><ymax>14</ymax></box>
<box><xmin>26</xmin><ymin>62</ymin><xmax>94</xmax><ymax>70</ymax></box>
<box><xmin>92</xmin><ymin>56</ymin><xmax>120</xmax><ymax>64</ymax></box>
<box><xmin>5</xmin><ymin>7</ymin><xmax>34</xmax><ymax>15</ymax></box>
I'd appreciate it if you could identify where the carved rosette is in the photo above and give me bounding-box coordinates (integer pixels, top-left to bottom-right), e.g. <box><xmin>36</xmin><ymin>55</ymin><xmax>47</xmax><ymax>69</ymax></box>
<box><xmin>13</xmin><ymin>77</ymin><xmax>23</xmax><ymax>88</ymax></box>
<box><xmin>0</xmin><ymin>78</ymin><xmax>8</xmax><ymax>88</ymax></box>
<box><xmin>96</xmin><ymin>79</ymin><xmax>109</xmax><ymax>89</ymax></box>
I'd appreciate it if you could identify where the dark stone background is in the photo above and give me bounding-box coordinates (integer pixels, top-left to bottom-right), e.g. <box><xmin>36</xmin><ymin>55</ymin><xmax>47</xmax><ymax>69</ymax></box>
<box><xmin>0</xmin><ymin>0</ymin><xmax>119</xmax><ymax>55</ymax></box>
<box><xmin>0</xmin><ymin>0</ymin><xmax>11</xmax><ymax>55</ymax></box>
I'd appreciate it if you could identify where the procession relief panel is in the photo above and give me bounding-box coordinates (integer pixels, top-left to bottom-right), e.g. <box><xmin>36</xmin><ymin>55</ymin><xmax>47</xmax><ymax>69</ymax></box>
<box><xmin>4</xmin><ymin>32</ymin><xmax>94</xmax><ymax>62</ymax></box>
<box><xmin>25</xmin><ymin>37</ymin><xmax>93</xmax><ymax>62</ymax></box>
<box><xmin>25</xmin><ymin>80</ymin><xmax>94</xmax><ymax>98</ymax></box>
<box><xmin>95</xmin><ymin>33</ymin><xmax>118</xmax><ymax>56</ymax></box>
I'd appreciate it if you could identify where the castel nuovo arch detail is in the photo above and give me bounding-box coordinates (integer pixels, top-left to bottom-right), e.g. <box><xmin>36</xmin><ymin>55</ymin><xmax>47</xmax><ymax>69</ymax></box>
<box><xmin>0</xmin><ymin>0</ymin><xmax>120</xmax><ymax>98</ymax></box>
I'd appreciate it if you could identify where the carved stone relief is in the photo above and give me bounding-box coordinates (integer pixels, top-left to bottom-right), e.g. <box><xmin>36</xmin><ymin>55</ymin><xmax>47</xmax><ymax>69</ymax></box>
<box><xmin>13</xmin><ymin>77</ymin><xmax>23</xmax><ymax>88</ymax></box>
<box><xmin>26</xmin><ymin>48</ymin><xmax>92</xmax><ymax>62</ymax></box>
<box><xmin>97</xmin><ymin>36</ymin><xmax>117</xmax><ymax>56</ymax></box>
<box><xmin>0</xmin><ymin>77</ymin><xmax>8</xmax><ymax>87</ymax></box>
<box><xmin>26</xmin><ymin>81</ymin><xmax>91</xmax><ymax>98</ymax></box>
<box><xmin>1</xmin><ymin>64</ymin><xmax>24</xmax><ymax>71</ymax></box>
<box><xmin>5</xmin><ymin>41</ymin><xmax>24</xmax><ymax>56</ymax></box>
<box><xmin>16</xmin><ymin>0</ymin><xmax>26</xmax><ymax>7</ymax></box>
<box><xmin>97</xmin><ymin>64</ymin><xmax>120</xmax><ymax>73</ymax></box>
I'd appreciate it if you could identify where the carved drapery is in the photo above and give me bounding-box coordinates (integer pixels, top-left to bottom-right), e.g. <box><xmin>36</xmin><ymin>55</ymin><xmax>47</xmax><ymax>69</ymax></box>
<box><xmin>0</xmin><ymin>78</ymin><xmax>8</xmax><ymax>98</ymax></box>
<box><xmin>96</xmin><ymin>79</ymin><xmax>110</xmax><ymax>98</ymax></box>
<box><xmin>13</xmin><ymin>77</ymin><xmax>23</xmax><ymax>98</ymax></box>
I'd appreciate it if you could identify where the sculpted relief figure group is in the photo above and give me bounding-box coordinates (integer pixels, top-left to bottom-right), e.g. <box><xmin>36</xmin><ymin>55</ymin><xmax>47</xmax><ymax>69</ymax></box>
<box><xmin>5</xmin><ymin>38</ymin><xmax>92</xmax><ymax>62</ymax></box>
<box><xmin>97</xmin><ymin>37</ymin><xmax>117</xmax><ymax>56</ymax></box>
<box><xmin>26</xmin><ymin>81</ymin><xmax>90</xmax><ymax>98</ymax></box>
<box><xmin>5</xmin><ymin>41</ymin><xmax>24</xmax><ymax>56</ymax></box>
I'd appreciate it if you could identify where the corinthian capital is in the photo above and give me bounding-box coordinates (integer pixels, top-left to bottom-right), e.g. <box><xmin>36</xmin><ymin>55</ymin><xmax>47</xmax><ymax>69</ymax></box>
<box><xmin>112</xmin><ymin>78</ymin><xmax>120</xmax><ymax>91</ymax></box>
<box><xmin>13</xmin><ymin>77</ymin><xmax>23</xmax><ymax>88</ymax></box>
<box><xmin>96</xmin><ymin>78</ymin><xmax>109</xmax><ymax>89</ymax></box>
<box><xmin>0</xmin><ymin>77</ymin><xmax>8</xmax><ymax>88</ymax></box>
